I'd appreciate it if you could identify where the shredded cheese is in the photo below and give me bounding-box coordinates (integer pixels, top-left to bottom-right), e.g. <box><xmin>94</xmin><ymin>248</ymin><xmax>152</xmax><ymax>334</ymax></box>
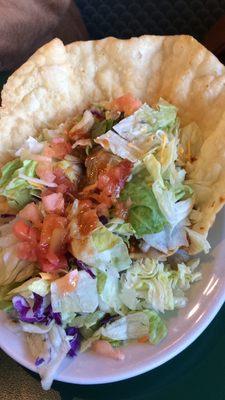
<box><xmin>160</xmin><ymin>133</ymin><xmax>167</xmax><ymax>163</ymax></box>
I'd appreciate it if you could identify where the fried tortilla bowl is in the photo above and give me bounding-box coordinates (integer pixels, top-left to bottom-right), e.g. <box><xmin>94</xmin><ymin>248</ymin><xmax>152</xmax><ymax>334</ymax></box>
<box><xmin>0</xmin><ymin>35</ymin><xmax>225</xmax><ymax>384</ymax></box>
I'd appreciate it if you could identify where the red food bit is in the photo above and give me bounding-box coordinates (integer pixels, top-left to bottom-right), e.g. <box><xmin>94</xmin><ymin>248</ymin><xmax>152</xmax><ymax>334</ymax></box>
<box><xmin>53</xmin><ymin>167</ymin><xmax>76</xmax><ymax>195</ymax></box>
<box><xmin>39</xmin><ymin>214</ymin><xmax>67</xmax><ymax>249</ymax></box>
<box><xmin>36</xmin><ymin>162</ymin><xmax>56</xmax><ymax>183</ymax></box>
<box><xmin>92</xmin><ymin>340</ymin><xmax>125</xmax><ymax>361</ymax></box>
<box><xmin>96</xmin><ymin>203</ymin><xmax>110</xmax><ymax>218</ymax></box>
<box><xmin>97</xmin><ymin>159</ymin><xmax>133</xmax><ymax>198</ymax></box>
<box><xmin>17</xmin><ymin>241</ymin><xmax>38</xmax><ymax>262</ymax></box>
<box><xmin>77</xmin><ymin>207</ymin><xmax>99</xmax><ymax>236</ymax></box>
<box><xmin>108</xmin><ymin>93</ymin><xmax>142</xmax><ymax>116</ymax></box>
<box><xmin>19</xmin><ymin>202</ymin><xmax>43</xmax><ymax>228</ymax></box>
<box><xmin>13</xmin><ymin>220</ymin><xmax>40</xmax><ymax>243</ymax></box>
<box><xmin>38</xmin><ymin>214</ymin><xmax>68</xmax><ymax>272</ymax></box>
<box><xmin>13</xmin><ymin>220</ymin><xmax>40</xmax><ymax>262</ymax></box>
<box><xmin>44</xmin><ymin>138</ymin><xmax>72</xmax><ymax>160</ymax></box>
<box><xmin>42</xmin><ymin>193</ymin><xmax>65</xmax><ymax>215</ymax></box>
<box><xmin>39</xmin><ymin>254</ymin><xmax>67</xmax><ymax>272</ymax></box>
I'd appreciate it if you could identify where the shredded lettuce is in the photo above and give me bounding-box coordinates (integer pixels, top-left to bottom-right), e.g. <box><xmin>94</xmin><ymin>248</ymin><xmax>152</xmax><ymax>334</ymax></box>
<box><xmin>152</xmin><ymin>180</ymin><xmax>193</xmax><ymax>228</ymax></box>
<box><xmin>185</xmin><ymin>227</ymin><xmax>210</xmax><ymax>254</ymax></box>
<box><xmin>81</xmin><ymin>310</ymin><xmax>167</xmax><ymax>351</ymax></box>
<box><xmin>95</xmin><ymin>100</ymin><xmax>178</xmax><ymax>161</ymax></box>
<box><xmin>120</xmin><ymin>173</ymin><xmax>167</xmax><ymax>236</ymax></box>
<box><xmin>70</xmin><ymin>311</ymin><xmax>105</xmax><ymax>329</ymax></box>
<box><xmin>106</xmin><ymin>218</ymin><xmax>135</xmax><ymax>244</ymax></box>
<box><xmin>70</xmin><ymin>224</ymin><xmax>131</xmax><ymax>272</ymax></box>
<box><xmin>0</xmin><ymin>159</ymin><xmax>40</xmax><ymax>209</ymax></box>
<box><xmin>97</xmin><ymin>267</ymin><xmax>121</xmax><ymax>312</ymax></box>
<box><xmin>26</xmin><ymin>324</ymin><xmax>70</xmax><ymax>390</ymax></box>
<box><xmin>51</xmin><ymin>271</ymin><xmax>98</xmax><ymax>314</ymax></box>
<box><xmin>141</xmin><ymin>219</ymin><xmax>188</xmax><ymax>254</ymax></box>
<box><xmin>91</xmin><ymin>119</ymin><xmax>116</xmax><ymax>139</ymax></box>
<box><xmin>56</xmin><ymin>160</ymin><xmax>81</xmax><ymax>183</ymax></box>
<box><xmin>120</xmin><ymin>258</ymin><xmax>201</xmax><ymax>312</ymax></box>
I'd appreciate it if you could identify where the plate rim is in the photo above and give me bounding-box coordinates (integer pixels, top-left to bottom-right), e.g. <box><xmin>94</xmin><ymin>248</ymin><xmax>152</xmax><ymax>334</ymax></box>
<box><xmin>0</xmin><ymin>284</ymin><xmax>224</xmax><ymax>385</ymax></box>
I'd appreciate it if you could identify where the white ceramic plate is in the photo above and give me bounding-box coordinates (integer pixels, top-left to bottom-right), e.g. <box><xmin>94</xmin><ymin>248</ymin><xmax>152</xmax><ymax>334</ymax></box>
<box><xmin>0</xmin><ymin>209</ymin><xmax>225</xmax><ymax>385</ymax></box>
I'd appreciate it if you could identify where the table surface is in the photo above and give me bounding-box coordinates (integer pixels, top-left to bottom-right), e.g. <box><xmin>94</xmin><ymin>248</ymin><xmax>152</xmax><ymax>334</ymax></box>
<box><xmin>0</xmin><ymin>71</ymin><xmax>225</xmax><ymax>400</ymax></box>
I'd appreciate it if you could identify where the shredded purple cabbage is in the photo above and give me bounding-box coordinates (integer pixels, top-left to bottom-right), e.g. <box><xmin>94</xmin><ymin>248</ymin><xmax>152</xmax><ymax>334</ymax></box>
<box><xmin>53</xmin><ymin>312</ymin><xmax>62</xmax><ymax>326</ymax></box>
<box><xmin>100</xmin><ymin>313</ymin><xmax>118</xmax><ymax>326</ymax></box>
<box><xmin>35</xmin><ymin>357</ymin><xmax>45</xmax><ymax>367</ymax></box>
<box><xmin>33</xmin><ymin>293</ymin><xmax>44</xmax><ymax>316</ymax></box>
<box><xmin>12</xmin><ymin>296</ymin><xmax>30</xmax><ymax>316</ymax></box>
<box><xmin>99</xmin><ymin>215</ymin><xmax>108</xmax><ymax>225</ymax></box>
<box><xmin>65</xmin><ymin>326</ymin><xmax>80</xmax><ymax>357</ymax></box>
<box><xmin>90</xmin><ymin>107</ymin><xmax>104</xmax><ymax>119</ymax></box>
<box><xmin>12</xmin><ymin>293</ymin><xmax>62</xmax><ymax>326</ymax></box>
<box><xmin>75</xmin><ymin>258</ymin><xmax>96</xmax><ymax>279</ymax></box>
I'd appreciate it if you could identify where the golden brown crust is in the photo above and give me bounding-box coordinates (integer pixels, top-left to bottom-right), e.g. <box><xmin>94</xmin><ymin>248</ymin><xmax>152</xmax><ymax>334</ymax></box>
<box><xmin>0</xmin><ymin>35</ymin><xmax>225</xmax><ymax>236</ymax></box>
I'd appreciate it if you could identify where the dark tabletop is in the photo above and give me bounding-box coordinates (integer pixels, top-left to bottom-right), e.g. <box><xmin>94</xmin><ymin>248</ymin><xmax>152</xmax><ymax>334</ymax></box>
<box><xmin>1</xmin><ymin>0</ymin><xmax>225</xmax><ymax>396</ymax></box>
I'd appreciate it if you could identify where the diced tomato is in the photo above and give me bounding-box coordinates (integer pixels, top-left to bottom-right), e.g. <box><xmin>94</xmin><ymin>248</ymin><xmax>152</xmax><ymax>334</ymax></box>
<box><xmin>51</xmin><ymin>137</ymin><xmax>65</xmax><ymax>144</ymax></box>
<box><xmin>97</xmin><ymin>159</ymin><xmax>133</xmax><ymax>198</ymax></box>
<box><xmin>108</xmin><ymin>93</ymin><xmax>142</xmax><ymax>116</ymax></box>
<box><xmin>89</xmin><ymin>192</ymin><xmax>113</xmax><ymax>208</ymax></box>
<box><xmin>13</xmin><ymin>220</ymin><xmax>40</xmax><ymax>243</ymax></box>
<box><xmin>36</xmin><ymin>162</ymin><xmax>56</xmax><ymax>183</ymax></box>
<box><xmin>39</xmin><ymin>254</ymin><xmax>68</xmax><ymax>272</ymax></box>
<box><xmin>77</xmin><ymin>208</ymin><xmax>99</xmax><ymax>236</ymax></box>
<box><xmin>42</xmin><ymin>193</ymin><xmax>65</xmax><ymax>215</ymax></box>
<box><xmin>44</xmin><ymin>138</ymin><xmax>72</xmax><ymax>160</ymax></box>
<box><xmin>85</xmin><ymin>149</ymin><xmax>121</xmax><ymax>185</ymax></box>
<box><xmin>92</xmin><ymin>340</ymin><xmax>125</xmax><ymax>361</ymax></box>
<box><xmin>96</xmin><ymin>203</ymin><xmax>110</xmax><ymax>218</ymax></box>
<box><xmin>78</xmin><ymin>199</ymin><xmax>95</xmax><ymax>210</ymax></box>
<box><xmin>53</xmin><ymin>167</ymin><xmax>76</xmax><ymax>195</ymax></box>
<box><xmin>17</xmin><ymin>242</ymin><xmax>38</xmax><ymax>262</ymax></box>
<box><xmin>48</xmin><ymin>227</ymin><xmax>67</xmax><ymax>255</ymax></box>
<box><xmin>19</xmin><ymin>202</ymin><xmax>43</xmax><ymax>228</ymax></box>
<box><xmin>38</xmin><ymin>215</ymin><xmax>68</xmax><ymax>272</ymax></box>
<box><xmin>39</xmin><ymin>214</ymin><xmax>67</xmax><ymax>248</ymax></box>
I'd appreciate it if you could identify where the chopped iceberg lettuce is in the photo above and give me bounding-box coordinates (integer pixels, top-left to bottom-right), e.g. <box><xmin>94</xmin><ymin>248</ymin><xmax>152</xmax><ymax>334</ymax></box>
<box><xmin>51</xmin><ymin>270</ymin><xmax>98</xmax><ymax>314</ymax></box>
<box><xmin>120</xmin><ymin>258</ymin><xmax>201</xmax><ymax>312</ymax></box>
<box><xmin>26</xmin><ymin>324</ymin><xmax>70</xmax><ymax>390</ymax></box>
<box><xmin>120</xmin><ymin>172</ymin><xmax>167</xmax><ymax>236</ymax></box>
<box><xmin>144</xmin><ymin>309</ymin><xmax>168</xmax><ymax>345</ymax></box>
<box><xmin>70</xmin><ymin>224</ymin><xmax>131</xmax><ymax>272</ymax></box>
<box><xmin>185</xmin><ymin>227</ymin><xmax>210</xmax><ymax>254</ymax></box>
<box><xmin>141</xmin><ymin>219</ymin><xmax>188</xmax><ymax>254</ymax></box>
<box><xmin>152</xmin><ymin>180</ymin><xmax>193</xmax><ymax>228</ymax></box>
<box><xmin>56</xmin><ymin>160</ymin><xmax>81</xmax><ymax>183</ymax></box>
<box><xmin>106</xmin><ymin>218</ymin><xmax>136</xmax><ymax>244</ymax></box>
<box><xmin>6</xmin><ymin>278</ymin><xmax>50</xmax><ymax>299</ymax></box>
<box><xmin>0</xmin><ymin>159</ymin><xmax>40</xmax><ymax>209</ymax></box>
<box><xmin>95</xmin><ymin>100</ymin><xmax>178</xmax><ymax>161</ymax></box>
<box><xmin>81</xmin><ymin>310</ymin><xmax>167</xmax><ymax>351</ymax></box>
<box><xmin>70</xmin><ymin>311</ymin><xmax>105</xmax><ymax>329</ymax></box>
<box><xmin>97</xmin><ymin>267</ymin><xmax>121</xmax><ymax>312</ymax></box>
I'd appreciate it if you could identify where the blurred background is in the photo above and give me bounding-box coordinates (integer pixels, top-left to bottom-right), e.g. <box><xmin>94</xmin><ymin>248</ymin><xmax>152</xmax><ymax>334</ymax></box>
<box><xmin>76</xmin><ymin>0</ymin><xmax>224</xmax><ymax>41</ymax></box>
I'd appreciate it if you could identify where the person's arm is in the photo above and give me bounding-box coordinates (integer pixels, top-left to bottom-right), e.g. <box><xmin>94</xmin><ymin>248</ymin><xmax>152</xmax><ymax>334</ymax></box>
<box><xmin>0</xmin><ymin>0</ymin><xmax>88</xmax><ymax>71</ymax></box>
